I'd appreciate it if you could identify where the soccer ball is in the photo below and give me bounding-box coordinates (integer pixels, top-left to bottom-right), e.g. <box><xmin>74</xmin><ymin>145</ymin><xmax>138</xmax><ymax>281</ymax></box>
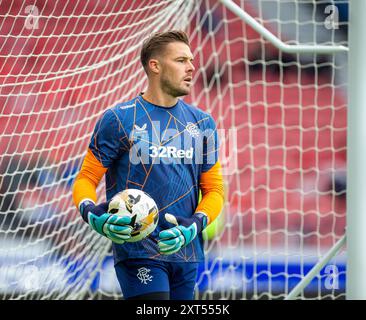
<box><xmin>108</xmin><ymin>189</ymin><xmax>159</xmax><ymax>242</ymax></box>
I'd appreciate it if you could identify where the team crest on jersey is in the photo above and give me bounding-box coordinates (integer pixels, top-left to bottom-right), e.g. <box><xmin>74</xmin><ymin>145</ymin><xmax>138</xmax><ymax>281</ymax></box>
<box><xmin>137</xmin><ymin>267</ymin><xmax>153</xmax><ymax>284</ymax></box>
<box><xmin>185</xmin><ymin>122</ymin><xmax>200</xmax><ymax>138</ymax></box>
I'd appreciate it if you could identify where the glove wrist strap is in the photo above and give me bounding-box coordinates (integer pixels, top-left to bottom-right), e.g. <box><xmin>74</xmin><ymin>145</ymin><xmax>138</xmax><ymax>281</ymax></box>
<box><xmin>194</xmin><ymin>212</ymin><xmax>208</xmax><ymax>233</ymax></box>
<box><xmin>79</xmin><ymin>199</ymin><xmax>96</xmax><ymax>223</ymax></box>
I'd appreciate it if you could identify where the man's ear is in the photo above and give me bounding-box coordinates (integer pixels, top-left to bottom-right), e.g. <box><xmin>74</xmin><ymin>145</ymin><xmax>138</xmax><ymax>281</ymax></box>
<box><xmin>148</xmin><ymin>58</ymin><xmax>160</xmax><ymax>74</ymax></box>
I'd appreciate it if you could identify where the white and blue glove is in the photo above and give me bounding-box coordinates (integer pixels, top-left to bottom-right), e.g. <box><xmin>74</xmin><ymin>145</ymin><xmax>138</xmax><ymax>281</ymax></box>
<box><xmin>158</xmin><ymin>212</ymin><xmax>208</xmax><ymax>255</ymax></box>
<box><xmin>79</xmin><ymin>200</ymin><xmax>132</xmax><ymax>244</ymax></box>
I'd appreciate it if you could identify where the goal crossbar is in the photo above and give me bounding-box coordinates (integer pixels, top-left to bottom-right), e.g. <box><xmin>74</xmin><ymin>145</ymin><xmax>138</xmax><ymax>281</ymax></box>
<box><xmin>219</xmin><ymin>0</ymin><xmax>348</xmax><ymax>54</ymax></box>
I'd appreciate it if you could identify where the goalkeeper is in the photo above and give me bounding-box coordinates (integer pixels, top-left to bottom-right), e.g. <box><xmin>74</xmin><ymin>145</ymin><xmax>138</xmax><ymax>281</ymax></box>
<box><xmin>72</xmin><ymin>30</ymin><xmax>224</xmax><ymax>300</ymax></box>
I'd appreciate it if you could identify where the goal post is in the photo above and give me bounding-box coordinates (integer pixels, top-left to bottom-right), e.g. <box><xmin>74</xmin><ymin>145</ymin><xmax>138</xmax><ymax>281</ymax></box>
<box><xmin>285</xmin><ymin>234</ymin><xmax>346</xmax><ymax>300</ymax></box>
<box><xmin>0</xmin><ymin>0</ymin><xmax>351</xmax><ymax>300</ymax></box>
<box><xmin>219</xmin><ymin>0</ymin><xmax>352</xmax><ymax>299</ymax></box>
<box><xmin>346</xmin><ymin>0</ymin><xmax>366</xmax><ymax>300</ymax></box>
<box><xmin>219</xmin><ymin>0</ymin><xmax>348</xmax><ymax>55</ymax></box>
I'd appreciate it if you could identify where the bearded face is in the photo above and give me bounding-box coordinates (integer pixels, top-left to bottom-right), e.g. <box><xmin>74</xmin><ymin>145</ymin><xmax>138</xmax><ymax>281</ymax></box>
<box><xmin>157</xmin><ymin>42</ymin><xmax>195</xmax><ymax>98</ymax></box>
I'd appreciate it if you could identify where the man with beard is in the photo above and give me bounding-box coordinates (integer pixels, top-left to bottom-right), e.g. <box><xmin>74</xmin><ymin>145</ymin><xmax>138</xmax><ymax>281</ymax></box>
<box><xmin>72</xmin><ymin>30</ymin><xmax>224</xmax><ymax>300</ymax></box>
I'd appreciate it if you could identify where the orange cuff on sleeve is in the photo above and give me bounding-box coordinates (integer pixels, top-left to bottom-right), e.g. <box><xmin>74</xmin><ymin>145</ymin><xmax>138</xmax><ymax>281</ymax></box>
<box><xmin>72</xmin><ymin>148</ymin><xmax>107</xmax><ymax>208</ymax></box>
<box><xmin>195</xmin><ymin>161</ymin><xmax>225</xmax><ymax>225</ymax></box>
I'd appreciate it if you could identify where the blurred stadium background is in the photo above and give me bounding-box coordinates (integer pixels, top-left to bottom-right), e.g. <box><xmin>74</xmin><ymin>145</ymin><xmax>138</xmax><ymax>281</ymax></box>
<box><xmin>0</xmin><ymin>0</ymin><xmax>349</xmax><ymax>299</ymax></box>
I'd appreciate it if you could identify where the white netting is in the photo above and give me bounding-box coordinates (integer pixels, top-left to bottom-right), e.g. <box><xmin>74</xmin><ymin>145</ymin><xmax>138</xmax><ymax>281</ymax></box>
<box><xmin>0</xmin><ymin>0</ymin><xmax>348</xmax><ymax>299</ymax></box>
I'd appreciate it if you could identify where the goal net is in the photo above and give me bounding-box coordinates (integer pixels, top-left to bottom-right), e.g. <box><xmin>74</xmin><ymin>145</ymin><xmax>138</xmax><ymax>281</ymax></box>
<box><xmin>0</xmin><ymin>0</ymin><xmax>348</xmax><ymax>299</ymax></box>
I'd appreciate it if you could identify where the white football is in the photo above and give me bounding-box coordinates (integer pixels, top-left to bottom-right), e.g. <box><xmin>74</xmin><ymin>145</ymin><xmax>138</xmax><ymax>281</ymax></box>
<box><xmin>108</xmin><ymin>189</ymin><xmax>159</xmax><ymax>242</ymax></box>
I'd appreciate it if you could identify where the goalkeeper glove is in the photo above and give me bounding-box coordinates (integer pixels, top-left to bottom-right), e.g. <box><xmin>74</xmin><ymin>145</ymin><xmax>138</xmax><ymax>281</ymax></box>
<box><xmin>158</xmin><ymin>212</ymin><xmax>208</xmax><ymax>255</ymax></box>
<box><xmin>79</xmin><ymin>200</ymin><xmax>132</xmax><ymax>244</ymax></box>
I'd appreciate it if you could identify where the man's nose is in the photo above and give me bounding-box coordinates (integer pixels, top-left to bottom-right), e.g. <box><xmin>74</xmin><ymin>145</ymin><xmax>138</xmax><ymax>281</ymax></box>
<box><xmin>187</xmin><ymin>60</ymin><xmax>195</xmax><ymax>72</ymax></box>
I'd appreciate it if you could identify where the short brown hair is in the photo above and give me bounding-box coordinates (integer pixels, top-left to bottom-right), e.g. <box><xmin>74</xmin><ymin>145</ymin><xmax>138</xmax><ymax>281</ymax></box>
<box><xmin>140</xmin><ymin>30</ymin><xmax>190</xmax><ymax>73</ymax></box>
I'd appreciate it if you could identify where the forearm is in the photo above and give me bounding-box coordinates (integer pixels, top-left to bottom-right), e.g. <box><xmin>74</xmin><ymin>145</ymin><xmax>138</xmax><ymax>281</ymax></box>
<box><xmin>72</xmin><ymin>175</ymin><xmax>98</xmax><ymax>209</ymax></box>
<box><xmin>195</xmin><ymin>190</ymin><xmax>224</xmax><ymax>225</ymax></box>
<box><xmin>72</xmin><ymin>148</ymin><xmax>107</xmax><ymax>209</ymax></box>
<box><xmin>195</xmin><ymin>161</ymin><xmax>225</xmax><ymax>224</ymax></box>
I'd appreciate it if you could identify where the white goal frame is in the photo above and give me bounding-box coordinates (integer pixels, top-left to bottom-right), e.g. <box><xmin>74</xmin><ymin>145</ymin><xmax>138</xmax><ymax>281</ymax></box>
<box><xmin>220</xmin><ymin>0</ymin><xmax>366</xmax><ymax>300</ymax></box>
<box><xmin>345</xmin><ymin>0</ymin><xmax>366</xmax><ymax>300</ymax></box>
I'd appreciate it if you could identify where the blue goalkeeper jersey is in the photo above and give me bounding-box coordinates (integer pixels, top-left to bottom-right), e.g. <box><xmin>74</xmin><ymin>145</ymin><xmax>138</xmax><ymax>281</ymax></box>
<box><xmin>89</xmin><ymin>94</ymin><xmax>219</xmax><ymax>263</ymax></box>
